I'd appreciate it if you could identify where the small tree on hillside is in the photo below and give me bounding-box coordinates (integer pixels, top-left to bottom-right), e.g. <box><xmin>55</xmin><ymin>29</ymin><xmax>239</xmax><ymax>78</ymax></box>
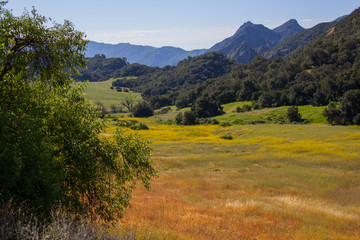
<box><xmin>132</xmin><ymin>101</ymin><xmax>153</xmax><ymax>117</ymax></box>
<box><xmin>122</xmin><ymin>98</ymin><xmax>135</xmax><ymax>113</ymax></box>
<box><xmin>286</xmin><ymin>106</ymin><xmax>302</xmax><ymax>122</ymax></box>
<box><xmin>323</xmin><ymin>90</ymin><xmax>360</xmax><ymax>125</ymax></box>
<box><xmin>175</xmin><ymin>111</ymin><xmax>196</xmax><ymax>125</ymax></box>
<box><xmin>191</xmin><ymin>97</ymin><xmax>223</xmax><ymax>118</ymax></box>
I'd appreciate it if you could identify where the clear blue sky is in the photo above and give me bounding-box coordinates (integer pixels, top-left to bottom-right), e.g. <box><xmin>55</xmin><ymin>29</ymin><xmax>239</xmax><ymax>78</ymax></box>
<box><xmin>6</xmin><ymin>0</ymin><xmax>359</xmax><ymax>50</ymax></box>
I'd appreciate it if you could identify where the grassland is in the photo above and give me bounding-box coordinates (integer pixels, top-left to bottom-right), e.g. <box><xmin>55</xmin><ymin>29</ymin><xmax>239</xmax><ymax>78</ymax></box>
<box><xmin>100</xmin><ymin>116</ymin><xmax>360</xmax><ymax>240</ymax></box>
<box><xmin>79</xmin><ymin>79</ymin><xmax>142</xmax><ymax>110</ymax></box>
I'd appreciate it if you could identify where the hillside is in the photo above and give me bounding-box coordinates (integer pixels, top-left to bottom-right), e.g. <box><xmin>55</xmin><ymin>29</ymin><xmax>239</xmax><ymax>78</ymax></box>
<box><xmin>110</xmin><ymin>6</ymin><xmax>360</xmax><ymax>121</ymax></box>
<box><xmin>86</xmin><ymin>41</ymin><xmax>206</xmax><ymax>67</ymax></box>
<box><xmin>190</xmin><ymin>7</ymin><xmax>360</xmax><ymax>109</ymax></box>
<box><xmin>74</xmin><ymin>54</ymin><xmax>128</xmax><ymax>82</ymax></box>
<box><xmin>263</xmin><ymin>21</ymin><xmax>335</xmax><ymax>58</ymax></box>
<box><xmin>112</xmin><ymin>52</ymin><xmax>236</xmax><ymax>109</ymax></box>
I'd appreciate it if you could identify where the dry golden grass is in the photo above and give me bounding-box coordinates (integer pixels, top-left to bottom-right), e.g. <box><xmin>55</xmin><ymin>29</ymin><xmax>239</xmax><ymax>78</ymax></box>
<box><xmin>107</xmin><ymin>119</ymin><xmax>360</xmax><ymax>240</ymax></box>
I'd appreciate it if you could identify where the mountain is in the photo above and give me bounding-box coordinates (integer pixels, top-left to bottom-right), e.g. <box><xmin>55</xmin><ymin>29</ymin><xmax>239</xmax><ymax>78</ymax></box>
<box><xmin>190</xmin><ymin>7</ymin><xmax>360</xmax><ymax>109</ymax></box>
<box><xmin>273</xmin><ymin>19</ymin><xmax>305</xmax><ymax>42</ymax></box>
<box><xmin>263</xmin><ymin>21</ymin><xmax>336</xmax><ymax>58</ymax></box>
<box><xmin>208</xmin><ymin>20</ymin><xmax>304</xmax><ymax>63</ymax></box>
<box><xmin>86</xmin><ymin>41</ymin><xmax>206</xmax><ymax>67</ymax></box>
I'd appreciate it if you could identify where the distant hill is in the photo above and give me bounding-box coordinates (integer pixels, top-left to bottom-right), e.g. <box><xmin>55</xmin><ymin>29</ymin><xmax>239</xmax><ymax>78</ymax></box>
<box><xmin>112</xmin><ymin>52</ymin><xmax>236</xmax><ymax>109</ymax></box>
<box><xmin>86</xmin><ymin>41</ymin><xmax>206</xmax><ymax>67</ymax></box>
<box><xmin>208</xmin><ymin>20</ymin><xmax>304</xmax><ymax>63</ymax></box>
<box><xmin>74</xmin><ymin>54</ymin><xmax>128</xmax><ymax>82</ymax></box>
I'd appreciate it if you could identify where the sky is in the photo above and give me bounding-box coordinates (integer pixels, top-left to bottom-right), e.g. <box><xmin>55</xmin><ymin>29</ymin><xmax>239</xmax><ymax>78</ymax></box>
<box><xmin>6</xmin><ymin>0</ymin><xmax>360</xmax><ymax>50</ymax></box>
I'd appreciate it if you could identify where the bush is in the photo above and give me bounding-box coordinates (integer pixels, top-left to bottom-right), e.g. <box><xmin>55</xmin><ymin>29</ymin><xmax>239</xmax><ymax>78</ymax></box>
<box><xmin>197</xmin><ymin>118</ymin><xmax>219</xmax><ymax>125</ymax></box>
<box><xmin>220</xmin><ymin>135</ymin><xmax>233</xmax><ymax>140</ymax></box>
<box><xmin>235</xmin><ymin>104</ymin><xmax>252</xmax><ymax>113</ymax></box>
<box><xmin>130</xmin><ymin>123</ymin><xmax>149</xmax><ymax>130</ymax></box>
<box><xmin>220</xmin><ymin>122</ymin><xmax>232</xmax><ymax>127</ymax></box>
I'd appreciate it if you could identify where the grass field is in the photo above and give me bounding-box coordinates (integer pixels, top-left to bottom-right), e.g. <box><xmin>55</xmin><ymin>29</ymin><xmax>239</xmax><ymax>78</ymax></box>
<box><xmin>79</xmin><ymin>79</ymin><xmax>142</xmax><ymax>110</ymax></box>
<box><xmin>151</xmin><ymin>102</ymin><xmax>328</xmax><ymax>125</ymax></box>
<box><xmin>101</xmin><ymin>117</ymin><xmax>360</xmax><ymax>240</ymax></box>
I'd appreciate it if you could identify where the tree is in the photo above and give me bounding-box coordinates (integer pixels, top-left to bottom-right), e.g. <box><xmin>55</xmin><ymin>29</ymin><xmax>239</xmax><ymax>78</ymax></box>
<box><xmin>286</xmin><ymin>106</ymin><xmax>302</xmax><ymax>122</ymax></box>
<box><xmin>0</xmin><ymin>3</ymin><xmax>156</xmax><ymax>221</ymax></box>
<box><xmin>122</xmin><ymin>98</ymin><xmax>135</xmax><ymax>113</ymax></box>
<box><xmin>175</xmin><ymin>111</ymin><xmax>196</xmax><ymax>125</ymax></box>
<box><xmin>322</xmin><ymin>102</ymin><xmax>343</xmax><ymax>125</ymax></box>
<box><xmin>339</xmin><ymin>89</ymin><xmax>360</xmax><ymax>124</ymax></box>
<box><xmin>191</xmin><ymin>97</ymin><xmax>223</xmax><ymax>118</ymax></box>
<box><xmin>132</xmin><ymin>101</ymin><xmax>153</xmax><ymax>117</ymax></box>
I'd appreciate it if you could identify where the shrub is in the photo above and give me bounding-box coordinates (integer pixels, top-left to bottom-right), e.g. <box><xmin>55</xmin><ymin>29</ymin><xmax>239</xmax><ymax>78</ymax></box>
<box><xmin>220</xmin><ymin>122</ymin><xmax>232</xmax><ymax>127</ymax></box>
<box><xmin>220</xmin><ymin>135</ymin><xmax>233</xmax><ymax>140</ymax></box>
<box><xmin>235</xmin><ymin>104</ymin><xmax>252</xmax><ymax>113</ymax></box>
<box><xmin>130</xmin><ymin>123</ymin><xmax>149</xmax><ymax>130</ymax></box>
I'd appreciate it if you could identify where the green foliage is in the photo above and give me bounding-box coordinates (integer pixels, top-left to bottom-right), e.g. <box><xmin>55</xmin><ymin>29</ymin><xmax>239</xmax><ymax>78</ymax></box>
<box><xmin>322</xmin><ymin>102</ymin><xmax>342</xmax><ymax>125</ymax></box>
<box><xmin>235</xmin><ymin>104</ymin><xmax>252</xmax><ymax>113</ymax></box>
<box><xmin>175</xmin><ymin>111</ymin><xmax>196</xmax><ymax>125</ymax></box>
<box><xmin>112</xmin><ymin>52</ymin><xmax>235</xmax><ymax>108</ymax></box>
<box><xmin>286</xmin><ymin>106</ymin><xmax>302</xmax><ymax>122</ymax></box>
<box><xmin>0</xmin><ymin>4</ymin><xmax>155</xmax><ymax>221</ymax></box>
<box><xmin>130</xmin><ymin>123</ymin><xmax>149</xmax><ymax>130</ymax></box>
<box><xmin>220</xmin><ymin>135</ymin><xmax>233</xmax><ymax>140</ymax></box>
<box><xmin>323</xmin><ymin>90</ymin><xmax>360</xmax><ymax>125</ymax></box>
<box><xmin>191</xmin><ymin>97</ymin><xmax>224</xmax><ymax>118</ymax></box>
<box><xmin>132</xmin><ymin>101</ymin><xmax>154</xmax><ymax>117</ymax></box>
<box><xmin>74</xmin><ymin>54</ymin><xmax>128</xmax><ymax>82</ymax></box>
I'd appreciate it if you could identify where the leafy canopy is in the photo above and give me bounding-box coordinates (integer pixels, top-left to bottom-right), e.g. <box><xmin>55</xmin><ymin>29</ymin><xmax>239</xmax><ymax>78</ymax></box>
<box><xmin>0</xmin><ymin>2</ymin><xmax>155</xmax><ymax>221</ymax></box>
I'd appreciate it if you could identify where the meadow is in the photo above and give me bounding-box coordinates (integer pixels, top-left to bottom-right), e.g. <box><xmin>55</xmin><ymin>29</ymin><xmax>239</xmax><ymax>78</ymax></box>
<box><xmin>84</xmin><ymin>81</ymin><xmax>360</xmax><ymax>239</ymax></box>
<box><xmin>79</xmin><ymin>79</ymin><xmax>141</xmax><ymax>109</ymax></box>
<box><xmin>101</xmin><ymin>118</ymin><xmax>360</xmax><ymax>240</ymax></box>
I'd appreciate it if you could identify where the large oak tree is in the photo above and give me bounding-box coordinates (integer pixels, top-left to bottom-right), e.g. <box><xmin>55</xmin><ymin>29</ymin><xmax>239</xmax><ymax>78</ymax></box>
<box><xmin>0</xmin><ymin>2</ymin><xmax>155</xmax><ymax>221</ymax></box>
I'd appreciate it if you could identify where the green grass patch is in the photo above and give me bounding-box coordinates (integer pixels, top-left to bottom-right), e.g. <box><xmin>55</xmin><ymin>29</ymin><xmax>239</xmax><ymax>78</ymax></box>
<box><xmin>79</xmin><ymin>79</ymin><xmax>142</xmax><ymax>110</ymax></box>
<box><xmin>216</xmin><ymin>104</ymin><xmax>327</xmax><ymax>125</ymax></box>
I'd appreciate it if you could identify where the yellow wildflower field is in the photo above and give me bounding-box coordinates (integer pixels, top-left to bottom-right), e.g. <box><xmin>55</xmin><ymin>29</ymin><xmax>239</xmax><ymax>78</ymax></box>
<box><xmin>106</xmin><ymin>118</ymin><xmax>360</xmax><ymax>240</ymax></box>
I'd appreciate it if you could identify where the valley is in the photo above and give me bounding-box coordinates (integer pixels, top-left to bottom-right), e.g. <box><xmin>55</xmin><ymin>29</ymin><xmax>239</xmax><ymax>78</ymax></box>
<box><xmin>81</xmin><ymin>79</ymin><xmax>360</xmax><ymax>239</ymax></box>
<box><xmin>2</xmin><ymin>2</ymin><xmax>360</xmax><ymax>240</ymax></box>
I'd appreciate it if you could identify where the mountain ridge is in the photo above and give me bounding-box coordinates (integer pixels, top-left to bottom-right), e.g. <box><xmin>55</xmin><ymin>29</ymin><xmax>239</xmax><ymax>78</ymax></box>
<box><xmin>86</xmin><ymin>41</ymin><xmax>207</xmax><ymax>67</ymax></box>
<box><xmin>85</xmin><ymin>16</ymin><xmax>343</xmax><ymax>66</ymax></box>
<box><xmin>208</xmin><ymin>19</ymin><xmax>305</xmax><ymax>63</ymax></box>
